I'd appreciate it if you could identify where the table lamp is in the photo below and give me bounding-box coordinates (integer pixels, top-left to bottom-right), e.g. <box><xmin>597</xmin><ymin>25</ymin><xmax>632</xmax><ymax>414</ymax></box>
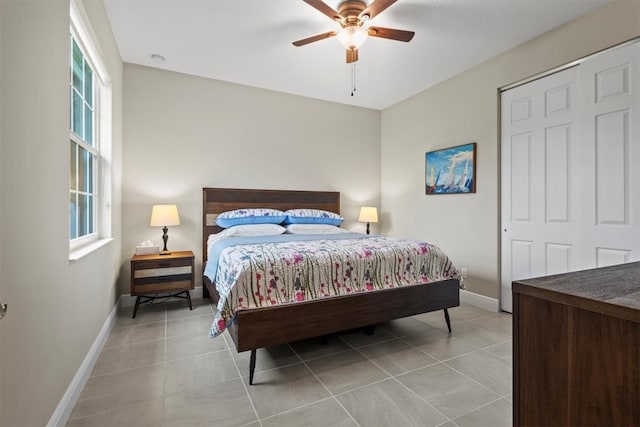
<box><xmin>150</xmin><ymin>204</ymin><xmax>180</xmax><ymax>255</ymax></box>
<box><xmin>358</xmin><ymin>206</ymin><xmax>378</xmax><ymax>235</ymax></box>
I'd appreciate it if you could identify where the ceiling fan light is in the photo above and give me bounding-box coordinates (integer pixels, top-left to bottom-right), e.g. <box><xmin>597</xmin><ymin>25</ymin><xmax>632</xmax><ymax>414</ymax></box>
<box><xmin>337</xmin><ymin>25</ymin><xmax>368</xmax><ymax>50</ymax></box>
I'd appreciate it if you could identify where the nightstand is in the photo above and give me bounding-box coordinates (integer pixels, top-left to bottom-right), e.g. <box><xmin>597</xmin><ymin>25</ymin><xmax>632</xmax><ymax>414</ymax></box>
<box><xmin>130</xmin><ymin>250</ymin><xmax>195</xmax><ymax>318</ymax></box>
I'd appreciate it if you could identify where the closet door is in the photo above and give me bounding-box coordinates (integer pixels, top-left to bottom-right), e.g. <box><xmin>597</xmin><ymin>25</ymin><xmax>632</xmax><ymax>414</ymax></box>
<box><xmin>579</xmin><ymin>43</ymin><xmax>640</xmax><ymax>268</ymax></box>
<box><xmin>501</xmin><ymin>67</ymin><xmax>581</xmax><ymax>313</ymax></box>
<box><xmin>501</xmin><ymin>41</ymin><xmax>640</xmax><ymax>313</ymax></box>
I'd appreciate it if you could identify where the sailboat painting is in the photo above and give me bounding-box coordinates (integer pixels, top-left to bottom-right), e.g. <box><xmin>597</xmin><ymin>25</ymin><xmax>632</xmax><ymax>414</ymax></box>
<box><xmin>425</xmin><ymin>143</ymin><xmax>476</xmax><ymax>194</ymax></box>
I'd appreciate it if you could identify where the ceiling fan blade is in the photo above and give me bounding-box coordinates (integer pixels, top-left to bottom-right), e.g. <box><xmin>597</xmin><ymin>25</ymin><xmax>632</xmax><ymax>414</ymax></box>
<box><xmin>367</xmin><ymin>26</ymin><xmax>415</xmax><ymax>42</ymax></box>
<box><xmin>292</xmin><ymin>31</ymin><xmax>338</xmax><ymax>47</ymax></box>
<box><xmin>346</xmin><ymin>49</ymin><xmax>359</xmax><ymax>63</ymax></box>
<box><xmin>360</xmin><ymin>0</ymin><xmax>397</xmax><ymax>20</ymax></box>
<box><xmin>303</xmin><ymin>0</ymin><xmax>343</xmax><ymax>22</ymax></box>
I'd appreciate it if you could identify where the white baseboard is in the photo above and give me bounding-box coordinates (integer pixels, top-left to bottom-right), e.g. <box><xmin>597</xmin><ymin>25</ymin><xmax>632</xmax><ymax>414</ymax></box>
<box><xmin>460</xmin><ymin>289</ymin><xmax>500</xmax><ymax>312</ymax></box>
<box><xmin>119</xmin><ymin>286</ymin><xmax>204</xmax><ymax>306</ymax></box>
<box><xmin>47</xmin><ymin>300</ymin><xmax>120</xmax><ymax>427</ymax></box>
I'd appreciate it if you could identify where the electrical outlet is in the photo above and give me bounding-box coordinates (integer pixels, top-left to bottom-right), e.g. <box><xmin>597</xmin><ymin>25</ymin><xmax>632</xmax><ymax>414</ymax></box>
<box><xmin>461</xmin><ymin>268</ymin><xmax>468</xmax><ymax>278</ymax></box>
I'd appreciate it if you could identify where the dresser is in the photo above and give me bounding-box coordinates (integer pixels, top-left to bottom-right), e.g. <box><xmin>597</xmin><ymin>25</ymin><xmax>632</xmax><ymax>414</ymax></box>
<box><xmin>130</xmin><ymin>250</ymin><xmax>195</xmax><ymax>318</ymax></box>
<box><xmin>512</xmin><ymin>262</ymin><xmax>640</xmax><ymax>426</ymax></box>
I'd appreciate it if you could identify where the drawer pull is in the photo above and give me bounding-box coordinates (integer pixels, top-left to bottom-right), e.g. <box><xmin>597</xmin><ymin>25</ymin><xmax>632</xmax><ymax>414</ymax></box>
<box><xmin>157</xmin><ymin>262</ymin><xmax>171</xmax><ymax>267</ymax></box>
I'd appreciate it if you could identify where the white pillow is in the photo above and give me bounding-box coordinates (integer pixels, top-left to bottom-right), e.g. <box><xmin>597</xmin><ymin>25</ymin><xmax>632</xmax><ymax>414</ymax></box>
<box><xmin>285</xmin><ymin>224</ymin><xmax>350</xmax><ymax>234</ymax></box>
<box><xmin>228</xmin><ymin>223</ymin><xmax>286</xmax><ymax>236</ymax></box>
<box><xmin>207</xmin><ymin>224</ymin><xmax>286</xmax><ymax>251</ymax></box>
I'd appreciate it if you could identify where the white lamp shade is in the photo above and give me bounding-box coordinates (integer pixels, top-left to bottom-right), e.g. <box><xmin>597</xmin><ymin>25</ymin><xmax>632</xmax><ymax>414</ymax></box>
<box><xmin>336</xmin><ymin>25</ymin><xmax>368</xmax><ymax>50</ymax></box>
<box><xmin>150</xmin><ymin>204</ymin><xmax>180</xmax><ymax>227</ymax></box>
<box><xmin>358</xmin><ymin>206</ymin><xmax>378</xmax><ymax>223</ymax></box>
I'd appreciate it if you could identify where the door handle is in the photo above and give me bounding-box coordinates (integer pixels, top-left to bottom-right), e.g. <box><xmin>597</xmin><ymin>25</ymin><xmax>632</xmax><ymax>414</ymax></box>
<box><xmin>0</xmin><ymin>302</ymin><xmax>6</xmax><ymax>320</ymax></box>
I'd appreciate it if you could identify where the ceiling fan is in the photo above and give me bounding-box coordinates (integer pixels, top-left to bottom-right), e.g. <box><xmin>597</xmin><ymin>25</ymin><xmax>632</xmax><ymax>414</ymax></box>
<box><xmin>293</xmin><ymin>0</ymin><xmax>415</xmax><ymax>64</ymax></box>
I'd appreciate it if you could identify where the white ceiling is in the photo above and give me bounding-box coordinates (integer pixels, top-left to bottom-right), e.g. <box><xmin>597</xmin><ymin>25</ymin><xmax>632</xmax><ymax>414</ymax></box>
<box><xmin>103</xmin><ymin>0</ymin><xmax>610</xmax><ymax>110</ymax></box>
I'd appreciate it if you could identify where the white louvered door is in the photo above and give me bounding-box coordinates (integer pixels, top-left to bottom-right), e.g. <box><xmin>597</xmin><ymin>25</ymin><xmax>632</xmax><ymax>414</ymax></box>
<box><xmin>501</xmin><ymin>41</ymin><xmax>640</xmax><ymax>313</ymax></box>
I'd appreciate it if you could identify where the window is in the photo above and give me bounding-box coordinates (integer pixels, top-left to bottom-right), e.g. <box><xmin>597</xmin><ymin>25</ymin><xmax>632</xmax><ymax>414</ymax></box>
<box><xmin>69</xmin><ymin>0</ymin><xmax>112</xmax><ymax>253</ymax></box>
<box><xmin>69</xmin><ymin>35</ymin><xmax>96</xmax><ymax>241</ymax></box>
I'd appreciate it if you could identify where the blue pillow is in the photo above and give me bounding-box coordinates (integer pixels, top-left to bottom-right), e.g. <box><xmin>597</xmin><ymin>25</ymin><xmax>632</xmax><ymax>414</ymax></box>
<box><xmin>284</xmin><ymin>209</ymin><xmax>343</xmax><ymax>226</ymax></box>
<box><xmin>216</xmin><ymin>208</ymin><xmax>286</xmax><ymax>228</ymax></box>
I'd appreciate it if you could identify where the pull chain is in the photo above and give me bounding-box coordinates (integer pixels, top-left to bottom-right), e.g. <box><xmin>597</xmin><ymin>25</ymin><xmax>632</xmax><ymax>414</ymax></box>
<box><xmin>350</xmin><ymin>63</ymin><xmax>357</xmax><ymax>96</ymax></box>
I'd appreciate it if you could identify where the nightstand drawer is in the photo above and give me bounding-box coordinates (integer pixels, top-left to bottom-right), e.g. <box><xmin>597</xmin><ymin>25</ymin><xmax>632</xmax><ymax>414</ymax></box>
<box><xmin>134</xmin><ymin>266</ymin><xmax>192</xmax><ymax>278</ymax></box>
<box><xmin>134</xmin><ymin>257</ymin><xmax>193</xmax><ymax>270</ymax></box>
<box><xmin>134</xmin><ymin>279</ymin><xmax>192</xmax><ymax>294</ymax></box>
<box><xmin>133</xmin><ymin>272</ymin><xmax>192</xmax><ymax>284</ymax></box>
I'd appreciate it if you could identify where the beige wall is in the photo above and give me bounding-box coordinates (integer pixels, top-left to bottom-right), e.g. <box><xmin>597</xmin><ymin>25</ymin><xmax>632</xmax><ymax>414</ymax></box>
<box><xmin>120</xmin><ymin>65</ymin><xmax>381</xmax><ymax>294</ymax></box>
<box><xmin>380</xmin><ymin>0</ymin><xmax>640</xmax><ymax>299</ymax></box>
<box><xmin>0</xmin><ymin>0</ymin><xmax>123</xmax><ymax>425</ymax></box>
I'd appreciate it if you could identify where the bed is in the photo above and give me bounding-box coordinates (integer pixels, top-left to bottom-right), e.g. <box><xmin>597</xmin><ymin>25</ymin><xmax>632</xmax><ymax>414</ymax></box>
<box><xmin>202</xmin><ymin>187</ymin><xmax>461</xmax><ymax>384</ymax></box>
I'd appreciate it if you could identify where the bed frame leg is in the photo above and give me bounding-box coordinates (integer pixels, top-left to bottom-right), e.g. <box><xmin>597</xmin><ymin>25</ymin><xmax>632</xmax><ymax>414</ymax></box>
<box><xmin>249</xmin><ymin>349</ymin><xmax>257</xmax><ymax>385</ymax></box>
<box><xmin>443</xmin><ymin>308</ymin><xmax>452</xmax><ymax>333</ymax></box>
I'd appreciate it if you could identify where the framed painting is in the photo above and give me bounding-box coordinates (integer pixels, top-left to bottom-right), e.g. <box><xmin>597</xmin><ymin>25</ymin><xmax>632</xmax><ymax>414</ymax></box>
<box><xmin>425</xmin><ymin>143</ymin><xmax>476</xmax><ymax>194</ymax></box>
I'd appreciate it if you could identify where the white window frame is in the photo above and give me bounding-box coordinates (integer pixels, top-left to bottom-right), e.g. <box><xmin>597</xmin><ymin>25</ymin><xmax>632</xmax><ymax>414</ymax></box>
<box><xmin>69</xmin><ymin>0</ymin><xmax>113</xmax><ymax>257</ymax></box>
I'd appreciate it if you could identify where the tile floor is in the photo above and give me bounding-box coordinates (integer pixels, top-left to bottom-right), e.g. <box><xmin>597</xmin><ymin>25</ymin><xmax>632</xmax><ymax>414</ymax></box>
<box><xmin>67</xmin><ymin>299</ymin><xmax>512</xmax><ymax>426</ymax></box>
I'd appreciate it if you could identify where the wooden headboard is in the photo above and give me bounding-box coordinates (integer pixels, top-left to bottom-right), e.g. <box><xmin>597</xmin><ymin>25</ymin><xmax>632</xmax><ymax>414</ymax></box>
<box><xmin>202</xmin><ymin>188</ymin><xmax>340</xmax><ymax>263</ymax></box>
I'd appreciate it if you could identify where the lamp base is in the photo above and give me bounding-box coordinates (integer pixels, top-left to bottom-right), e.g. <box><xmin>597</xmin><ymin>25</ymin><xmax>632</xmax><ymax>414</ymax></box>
<box><xmin>160</xmin><ymin>226</ymin><xmax>171</xmax><ymax>255</ymax></box>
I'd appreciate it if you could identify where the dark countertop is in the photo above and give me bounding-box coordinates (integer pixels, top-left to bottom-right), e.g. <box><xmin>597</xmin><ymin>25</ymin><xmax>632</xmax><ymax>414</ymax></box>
<box><xmin>513</xmin><ymin>261</ymin><xmax>640</xmax><ymax>323</ymax></box>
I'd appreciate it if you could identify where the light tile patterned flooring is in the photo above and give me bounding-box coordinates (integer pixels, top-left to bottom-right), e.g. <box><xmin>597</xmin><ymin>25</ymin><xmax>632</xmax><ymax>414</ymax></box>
<box><xmin>67</xmin><ymin>299</ymin><xmax>512</xmax><ymax>426</ymax></box>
